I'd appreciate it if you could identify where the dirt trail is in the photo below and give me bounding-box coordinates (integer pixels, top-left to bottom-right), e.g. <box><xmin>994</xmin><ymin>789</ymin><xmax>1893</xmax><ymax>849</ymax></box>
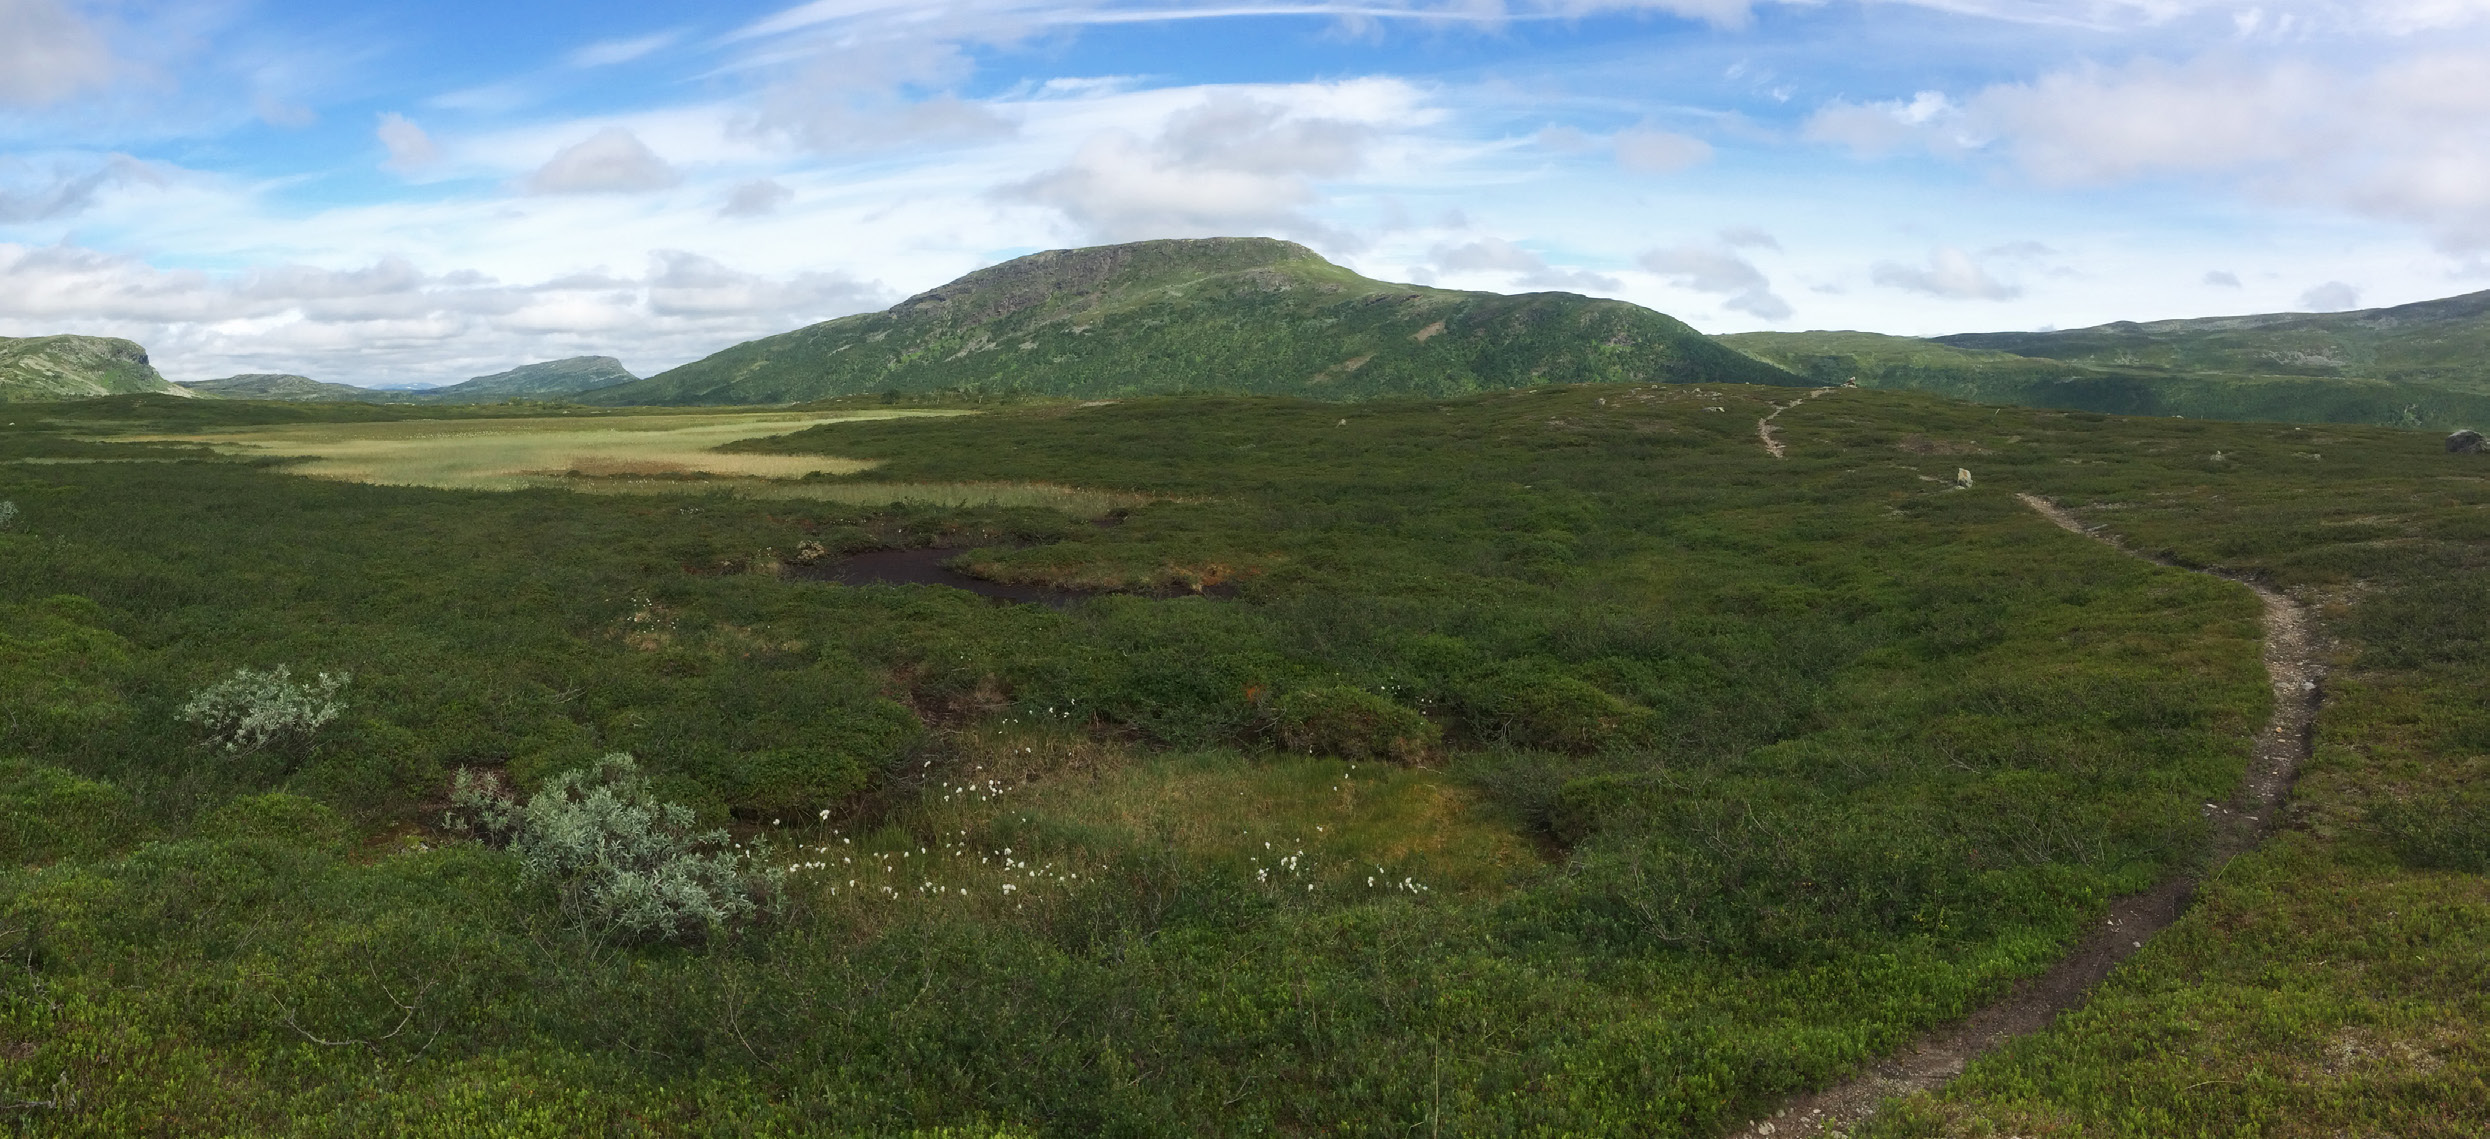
<box><xmin>1729</xmin><ymin>493</ymin><xmax>2325</xmax><ymax>1139</ymax></box>
<box><xmin>1757</xmin><ymin>389</ymin><xmax>1836</xmax><ymax>459</ymax></box>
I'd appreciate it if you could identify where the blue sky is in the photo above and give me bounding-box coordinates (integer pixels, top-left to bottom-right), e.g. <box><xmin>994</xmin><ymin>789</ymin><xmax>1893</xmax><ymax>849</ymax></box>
<box><xmin>2</xmin><ymin>0</ymin><xmax>2487</xmax><ymax>386</ymax></box>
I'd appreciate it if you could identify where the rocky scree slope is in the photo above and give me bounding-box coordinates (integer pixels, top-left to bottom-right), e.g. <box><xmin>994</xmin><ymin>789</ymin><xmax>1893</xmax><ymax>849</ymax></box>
<box><xmin>586</xmin><ymin>237</ymin><xmax>1801</xmax><ymax>405</ymax></box>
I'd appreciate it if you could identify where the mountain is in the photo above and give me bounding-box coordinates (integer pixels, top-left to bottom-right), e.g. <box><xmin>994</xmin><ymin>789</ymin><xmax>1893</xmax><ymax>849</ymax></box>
<box><xmin>410</xmin><ymin>356</ymin><xmax>638</xmax><ymax>401</ymax></box>
<box><xmin>585</xmin><ymin>237</ymin><xmax>1800</xmax><ymax>405</ymax></box>
<box><xmin>0</xmin><ymin>335</ymin><xmax>189</xmax><ymax>402</ymax></box>
<box><xmin>1931</xmin><ymin>289</ymin><xmax>2490</xmax><ymax>392</ymax></box>
<box><xmin>180</xmin><ymin>357</ymin><xmax>637</xmax><ymax>404</ymax></box>
<box><xmin>1725</xmin><ymin>290</ymin><xmax>2490</xmax><ymax>430</ymax></box>
<box><xmin>180</xmin><ymin>374</ymin><xmax>407</xmax><ymax>402</ymax></box>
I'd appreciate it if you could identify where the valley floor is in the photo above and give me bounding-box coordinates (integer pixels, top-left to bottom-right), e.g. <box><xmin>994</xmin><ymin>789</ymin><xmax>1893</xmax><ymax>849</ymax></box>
<box><xmin>0</xmin><ymin>387</ymin><xmax>2478</xmax><ymax>1135</ymax></box>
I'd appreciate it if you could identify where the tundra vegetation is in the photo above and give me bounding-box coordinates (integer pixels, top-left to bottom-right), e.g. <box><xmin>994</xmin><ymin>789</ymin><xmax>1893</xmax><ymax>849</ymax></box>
<box><xmin>0</xmin><ymin>385</ymin><xmax>2479</xmax><ymax>1136</ymax></box>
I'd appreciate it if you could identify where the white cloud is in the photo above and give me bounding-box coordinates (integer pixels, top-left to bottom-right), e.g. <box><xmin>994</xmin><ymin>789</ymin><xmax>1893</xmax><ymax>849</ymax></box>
<box><xmin>0</xmin><ymin>241</ymin><xmax>884</xmax><ymax>385</ymax></box>
<box><xmin>1807</xmin><ymin>49</ymin><xmax>2490</xmax><ymax>250</ymax></box>
<box><xmin>0</xmin><ymin>154</ymin><xmax>163</xmax><ymax>223</ymax></box>
<box><xmin>2204</xmin><ymin>269</ymin><xmax>2242</xmax><ymax>287</ymax></box>
<box><xmin>1003</xmin><ymin>90</ymin><xmax>1386</xmax><ymax>244</ymax></box>
<box><xmin>1803</xmin><ymin>90</ymin><xmax>1974</xmax><ymax>157</ymax></box>
<box><xmin>1637</xmin><ymin>243</ymin><xmax>1791</xmax><ymax>319</ymax></box>
<box><xmin>720</xmin><ymin>179</ymin><xmax>794</xmax><ymax>218</ymax></box>
<box><xmin>0</xmin><ymin>0</ymin><xmax>114</xmax><ymax>106</ymax></box>
<box><xmin>1428</xmin><ymin>236</ymin><xmax>1621</xmax><ymax>291</ymax></box>
<box><xmin>1613</xmin><ymin>125</ymin><xmax>1713</xmax><ymax>173</ymax></box>
<box><xmin>2299</xmin><ymin>280</ymin><xmax>2361</xmax><ymax>310</ymax></box>
<box><xmin>376</xmin><ymin>113</ymin><xmax>439</xmax><ymax>174</ymax></box>
<box><xmin>525</xmin><ymin>128</ymin><xmax>682</xmax><ymax>195</ymax></box>
<box><xmin>568</xmin><ymin>32</ymin><xmax>679</xmax><ymax>68</ymax></box>
<box><xmin>1870</xmin><ymin>246</ymin><xmax>2022</xmax><ymax>301</ymax></box>
<box><xmin>1719</xmin><ymin>226</ymin><xmax>1780</xmax><ymax>250</ymax></box>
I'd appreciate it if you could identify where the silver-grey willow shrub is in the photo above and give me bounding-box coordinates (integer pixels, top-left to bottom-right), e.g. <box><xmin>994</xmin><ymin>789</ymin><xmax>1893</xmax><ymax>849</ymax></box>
<box><xmin>448</xmin><ymin>754</ymin><xmax>779</xmax><ymax>945</ymax></box>
<box><xmin>179</xmin><ymin>665</ymin><xmax>348</xmax><ymax>754</ymax></box>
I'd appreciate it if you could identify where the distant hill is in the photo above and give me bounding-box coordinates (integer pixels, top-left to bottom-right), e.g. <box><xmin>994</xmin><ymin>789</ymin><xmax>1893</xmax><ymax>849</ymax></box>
<box><xmin>413</xmin><ymin>356</ymin><xmax>637</xmax><ymax>401</ymax></box>
<box><xmin>181</xmin><ymin>357</ymin><xmax>637</xmax><ymax>404</ymax></box>
<box><xmin>585</xmin><ymin>237</ymin><xmax>1799</xmax><ymax>405</ymax></box>
<box><xmin>1726</xmin><ymin>290</ymin><xmax>2490</xmax><ymax>430</ymax></box>
<box><xmin>180</xmin><ymin>374</ymin><xmax>405</xmax><ymax>402</ymax></box>
<box><xmin>1932</xmin><ymin>290</ymin><xmax>2490</xmax><ymax>392</ymax></box>
<box><xmin>0</xmin><ymin>336</ymin><xmax>188</xmax><ymax>402</ymax></box>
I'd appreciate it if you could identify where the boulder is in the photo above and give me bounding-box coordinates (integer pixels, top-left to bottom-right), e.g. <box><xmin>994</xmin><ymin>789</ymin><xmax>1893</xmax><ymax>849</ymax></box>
<box><xmin>2449</xmin><ymin>430</ymin><xmax>2485</xmax><ymax>454</ymax></box>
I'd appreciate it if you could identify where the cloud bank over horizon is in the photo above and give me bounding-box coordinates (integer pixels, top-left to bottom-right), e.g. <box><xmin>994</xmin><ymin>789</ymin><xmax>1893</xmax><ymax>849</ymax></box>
<box><xmin>1</xmin><ymin>0</ymin><xmax>2486</xmax><ymax>385</ymax></box>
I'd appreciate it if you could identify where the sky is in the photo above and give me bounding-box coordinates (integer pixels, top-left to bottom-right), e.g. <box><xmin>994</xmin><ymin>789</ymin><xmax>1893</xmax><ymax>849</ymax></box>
<box><xmin>2</xmin><ymin>0</ymin><xmax>2488</xmax><ymax>387</ymax></box>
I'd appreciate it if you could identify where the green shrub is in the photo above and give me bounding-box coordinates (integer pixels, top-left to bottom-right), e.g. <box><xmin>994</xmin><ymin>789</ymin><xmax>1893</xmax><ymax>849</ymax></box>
<box><xmin>1273</xmin><ymin>685</ymin><xmax>1440</xmax><ymax>763</ymax></box>
<box><xmin>447</xmin><ymin>754</ymin><xmax>780</xmax><ymax>944</ymax></box>
<box><xmin>202</xmin><ymin>791</ymin><xmax>352</xmax><ymax>851</ymax></box>
<box><xmin>0</xmin><ymin>759</ymin><xmax>131</xmax><ymax>863</ymax></box>
<box><xmin>1457</xmin><ymin>661</ymin><xmax>1656</xmax><ymax>752</ymax></box>
<box><xmin>2373</xmin><ymin>789</ymin><xmax>2490</xmax><ymax>873</ymax></box>
<box><xmin>180</xmin><ymin>664</ymin><xmax>349</xmax><ymax>755</ymax></box>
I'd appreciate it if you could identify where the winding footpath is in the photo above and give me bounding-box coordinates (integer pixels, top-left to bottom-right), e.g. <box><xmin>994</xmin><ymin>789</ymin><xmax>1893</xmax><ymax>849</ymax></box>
<box><xmin>1756</xmin><ymin>389</ymin><xmax>1836</xmax><ymax>459</ymax></box>
<box><xmin>1725</xmin><ymin>484</ymin><xmax>2326</xmax><ymax>1137</ymax></box>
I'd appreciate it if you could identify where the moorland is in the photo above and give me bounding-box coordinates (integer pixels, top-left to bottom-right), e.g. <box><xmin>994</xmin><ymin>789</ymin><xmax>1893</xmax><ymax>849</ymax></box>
<box><xmin>0</xmin><ymin>377</ymin><xmax>2481</xmax><ymax>1136</ymax></box>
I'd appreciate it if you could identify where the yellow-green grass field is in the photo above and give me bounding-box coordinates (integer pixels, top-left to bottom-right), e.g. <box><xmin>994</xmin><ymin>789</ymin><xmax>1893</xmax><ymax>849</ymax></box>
<box><xmin>90</xmin><ymin>408</ymin><xmax>1161</xmax><ymax>514</ymax></box>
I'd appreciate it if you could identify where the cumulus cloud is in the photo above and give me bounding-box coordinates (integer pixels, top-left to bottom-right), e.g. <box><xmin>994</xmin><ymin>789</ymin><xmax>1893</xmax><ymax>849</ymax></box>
<box><xmin>376</xmin><ymin>113</ymin><xmax>440</xmax><ymax>174</ymax></box>
<box><xmin>1805</xmin><ymin>49</ymin><xmax>2490</xmax><ymax>250</ymax></box>
<box><xmin>1637</xmin><ymin>244</ymin><xmax>1791</xmax><ymax>319</ymax></box>
<box><xmin>0</xmin><ymin>0</ymin><xmax>114</xmax><ymax>106</ymax></box>
<box><xmin>2299</xmin><ymin>280</ymin><xmax>2362</xmax><ymax>310</ymax></box>
<box><xmin>1430</xmin><ymin>237</ymin><xmax>1622</xmax><ymax>291</ymax></box>
<box><xmin>1803</xmin><ymin>91</ymin><xmax>1970</xmax><ymax>157</ymax></box>
<box><xmin>720</xmin><ymin>179</ymin><xmax>794</xmax><ymax>218</ymax></box>
<box><xmin>525</xmin><ymin>128</ymin><xmax>681</xmax><ymax>195</ymax></box>
<box><xmin>1613</xmin><ymin>126</ymin><xmax>1714</xmax><ymax>173</ymax></box>
<box><xmin>1871</xmin><ymin>247</ymin><xmax>2022</xmax><ymax>301</ymax></box>
<box><xmin>0</xmin><ymin>241</ymin><xmax>884</xmax><ymax>387</ymax></box>
<box><xmin>2205</xmin><ymin>269</ymin><xmax>2243</xmax><ymax>287</ymax></box>
<box><xmin>1719</xmin><ymin>226</ymin><xmax>1780</xmax><ymax>250</ymax></box>
<box><xmin>1004</xmin><ymin>92</ymin><xmax>1382</xmax><ymax>244</ymax></box>
<box><xmin>0</xmin><ymin>155</ymin><xmax>164</xmax><ymax>224</ymax></box>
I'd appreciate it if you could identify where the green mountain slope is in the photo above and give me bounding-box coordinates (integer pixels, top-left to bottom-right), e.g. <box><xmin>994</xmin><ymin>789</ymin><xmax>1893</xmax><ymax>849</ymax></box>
<box><xmin>1932</xmin><ymin>289</ymin><xmax>2490</xmax><ymax>391</ymax></box>
<box><xmin>1725</xmin><ymin>323</ymin><xmax>2490</xmax><ymax>431</ymax></box>
<box><xmin>0</xmin><ymin>336</ymin><xmax>187</xmax><ymax>402</ymax></box>
<box><xmin>415</xmin><ymin>356</ymin><xmax>638</xmax><ymax>401</ymax></box>
<box><xmin>179</xmin><ymin>357</ymin><xmax>638</xmax><ymax>404</ymax></box>
<box><xmin>587</xmin><ymin>237</ymin><xmax>1799</xmax><ymax>405</ymax></box>
<box><xmin>180</xmin><ymin>374</ymin><xmax>403</xmax><ymax>402</ymax></box>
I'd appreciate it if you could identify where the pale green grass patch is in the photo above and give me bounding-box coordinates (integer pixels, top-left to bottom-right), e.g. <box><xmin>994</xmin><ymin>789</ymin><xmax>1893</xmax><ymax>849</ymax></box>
<box><xmin>94</xmin><ymin>410</ymin><xmax>1159</xmax><ymax>514</ymax></box>
<box><xmin>102</xmin><ymin>410</ymin><xmax>961</xmax><ymax>490</ymax></box>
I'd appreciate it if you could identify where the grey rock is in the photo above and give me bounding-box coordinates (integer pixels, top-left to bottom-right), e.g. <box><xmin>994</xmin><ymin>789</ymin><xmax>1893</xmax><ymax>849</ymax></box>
<box><xmin>2448</xmin><ymin>429</ymin><xmax>2484</xmax><ymax>454</ymax></box>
